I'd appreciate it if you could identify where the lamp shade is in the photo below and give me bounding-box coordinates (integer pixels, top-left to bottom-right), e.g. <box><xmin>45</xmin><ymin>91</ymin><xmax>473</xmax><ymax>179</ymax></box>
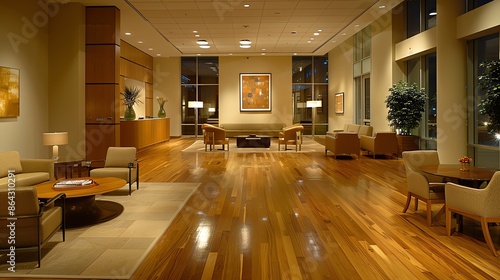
<box><xmin>188</xmin><ymin>101</ymin><xmax>204</xmax><ymax>108</ymax></box>
<box><xmin>43</xmin><ymin>132</ymin><xmax>68</xmax><ymax>146</ymax></box>
<box><xmin>306</xmin><ymin>100</ymin><xmax>322</xmax><ymax>108</ymax></box>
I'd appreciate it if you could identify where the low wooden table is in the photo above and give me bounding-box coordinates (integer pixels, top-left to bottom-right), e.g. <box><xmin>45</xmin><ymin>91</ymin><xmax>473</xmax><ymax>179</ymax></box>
<box><xmin>236</xmin><ymin>135</ymin><xmax>271</xmax><ymax>148</ymax></box>
<box><xmin>36</xmin><ymin>177</ymin><xmax>126</xmax><ymax>228</ymax></box>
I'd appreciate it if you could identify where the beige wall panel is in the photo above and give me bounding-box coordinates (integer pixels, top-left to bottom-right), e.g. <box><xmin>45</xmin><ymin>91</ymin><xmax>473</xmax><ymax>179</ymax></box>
<box><xmin>457</xmin><ymin>0</ymin><xmax>500</xmax><ymax>40</ymax></box>
<box><xmin>395</xmin><ymin>28</ymin><xmax>437</xmax><ymax>61</ymax></box>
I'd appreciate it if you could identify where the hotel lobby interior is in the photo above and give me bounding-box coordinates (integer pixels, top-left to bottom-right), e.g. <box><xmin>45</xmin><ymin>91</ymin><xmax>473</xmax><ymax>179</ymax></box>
<box><xmin>1</xmin><ymin>0</ymin><xmax>500</xmax><ymax>279</ymax></box>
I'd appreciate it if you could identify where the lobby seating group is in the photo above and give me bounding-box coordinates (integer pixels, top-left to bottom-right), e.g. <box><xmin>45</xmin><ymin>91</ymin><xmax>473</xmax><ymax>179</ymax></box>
<box><xmin>202</xmin><ymin>124</ymin><xmax>230</xmax><ymax>151</ymax></box>
<box><xmin>0</xmin><ymin>151</ymin><xmax>54</xmax><ymax>188</ymax></box>
<box><xmin>88</xmin><ymin>147</ymin><xmax>139</xmax><ymax>195</ymax></box>
<box><xmin>0</xmin><ymin>186</ymin><xmax>66</xmax><ymax>267</ymax></box>
<box><xmin>360</xmin><ymin>132</ymin><xmax>399</xmax><ymax>159</ymax></box>
<box><xmin>324</xmin><ymin>132</ymin><xmax>360</xmax><ymax>159</ymax></box>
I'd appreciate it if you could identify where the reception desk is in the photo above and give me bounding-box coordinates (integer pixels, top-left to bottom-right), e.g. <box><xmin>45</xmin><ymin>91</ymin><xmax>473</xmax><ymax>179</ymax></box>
<box><xmin>120</xmin><ymin>118</ymin><xmax>170</xmax><ymax>149</ymax></box>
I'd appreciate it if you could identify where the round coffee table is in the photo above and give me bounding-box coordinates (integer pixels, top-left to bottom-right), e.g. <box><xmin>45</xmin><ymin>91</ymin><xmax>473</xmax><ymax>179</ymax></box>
<box><xmin>36</xmin><ymin>177</ymin><xmax>126</xmax><ymax>228</ymax></box>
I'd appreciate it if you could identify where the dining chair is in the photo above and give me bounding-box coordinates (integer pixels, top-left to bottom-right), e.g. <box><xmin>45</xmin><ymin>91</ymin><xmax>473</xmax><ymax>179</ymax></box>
<box><xmin>88</xmin><ymin>147</ymin><xmax>139</xmax><ymax>195</ymax></box>
<box><xmin>402</xmin><ymin>150</ymin><xmax>446</xmax><ymax>226</ymax></box>
<box><xmin>445</xmin><ymin>171</ymin><xmax>500</xmax><ymax>257</ymax></box>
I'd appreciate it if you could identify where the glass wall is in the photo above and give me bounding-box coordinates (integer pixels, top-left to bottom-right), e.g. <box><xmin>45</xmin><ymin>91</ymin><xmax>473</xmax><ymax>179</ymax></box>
<box><xmin>467</xmin><ymin>33</ymin><xmax>499</xmax><ymax>169</ymax></box>
<box><xmin>292</xmin><ymin>55</ymin><xmax>328</xmax><ymax>135</ymax></box>
<box><xmin>406</xmin><ymin>0</ymin><xmax>437</xmax><ymax>38</ymax></box>
<box><xmin>466</xmin><ymin>0</ymin><xmax>493</xmax><ymax>11</ymax></box>
<box><xmin>181</xmin><ymin>57</ymin><xmax>219</xmax><ymax>135</ymax></box>
<box><xmin>354</xmin><ymin>27</ymin><xmax>371</xmax><ymax>125</ymax></box>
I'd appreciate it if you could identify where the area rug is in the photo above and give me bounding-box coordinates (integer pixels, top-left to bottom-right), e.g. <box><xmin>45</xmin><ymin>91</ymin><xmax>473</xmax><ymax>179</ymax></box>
<box><xmin>0</xmin><ymin>182</ymin><xmax>199</xmax><ymax>279</ymax></box>
<box><xmin>181</xmin><ymin>137</ymin><xmax>325</xmax><ymax>153</ymax></box>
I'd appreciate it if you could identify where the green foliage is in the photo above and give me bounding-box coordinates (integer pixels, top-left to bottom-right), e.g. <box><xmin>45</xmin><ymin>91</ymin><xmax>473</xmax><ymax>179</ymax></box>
<box><xmin>478</xmin><ymin>59</ymin><xmax>500</xmax><ymax>134</ymax></box>
<box><xmin>121</xmin><ymin>86</ymin><xmax>143</xmax><ymax>107</ymax></box>
<box><xmin>385</xmin><ymin>81</ymin><xmax>426</xmax><ymax>135</ymax></box>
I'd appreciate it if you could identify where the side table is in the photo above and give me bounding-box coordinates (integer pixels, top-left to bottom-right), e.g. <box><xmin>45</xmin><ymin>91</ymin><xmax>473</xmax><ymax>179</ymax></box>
<box><xmin>54</xmin><ymin>158</ymin><xmax>84</xmax><ymax>179</ymax></box>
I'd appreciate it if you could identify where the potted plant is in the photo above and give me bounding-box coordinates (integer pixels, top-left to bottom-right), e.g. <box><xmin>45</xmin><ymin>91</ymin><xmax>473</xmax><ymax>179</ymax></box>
<box><xmin>478</xmin><ymin>59</ymin><xmax>500</xmax><ymax>137</ymax></box>
<box><xmin>385</xmin><ymin>80</ymin><xmax>426</xmax><ymax>152</ymax></box>
<box><xmin>121</xmin><ymin>86</ymin><xmax>143</xmax><ymax>120</ymax></box>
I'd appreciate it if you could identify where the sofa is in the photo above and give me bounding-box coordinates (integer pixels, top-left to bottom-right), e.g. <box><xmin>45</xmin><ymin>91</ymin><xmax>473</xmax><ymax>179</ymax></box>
<box><xmin>0</xmin><ymin>151</ymin><xmax>54</xmax><ymax>188</ymax></box>
<box><xmin>220</xmin><ymin>123</ymin><xmax>285</xmax><ymax>137</ymax></box>
<box><xmin>325</xmin><ymin>132</ymin><xmax>360</xmax><ymax>159</ymax></box>
<box><xmin>360</xmin><ymin>132</ymin><xmax>399</xmax><ymax>158</ymax></box>
<box><xmin>328</xmin><ymin>124</ymin><xmax>373</xmax><ymax>138</ymax></box>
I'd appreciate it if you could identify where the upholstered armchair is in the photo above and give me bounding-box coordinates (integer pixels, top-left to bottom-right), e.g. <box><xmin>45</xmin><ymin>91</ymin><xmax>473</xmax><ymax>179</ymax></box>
<box><xmin>278</xmin><ymin>124</ymin><xmax>304</xmax><ymax>151</ymax></box>
<box><xmin>203</xmin><ymin>124</ymin><xmax>229</xmax><ymax>151</ymax></box>
<box><xmin>445</xmin><ymin>171</ymin><xmax>500</xmax><ymax>256</ymax></box>
<box><xmin>325</xmin><ymin>132</ymin><xmax>360</xmax><ymax>159</ymax></box>
<box><xmin>88</xmin><ymin>147</ymin><xmax>139</xmax><ymax>195</ymax></box>
<box><xmin>360</xmin><ymin>132</ymin><xmax>398</xmax><ymax>158</ymax></box>
<box><xmin>0</xmin><ymin>187</ymin><xmax>65</xmax><ymax>267</ymax></box>
<box><xmin>402</xmin><ymin>151</ymin><xmax>446</xmax><ymax>226</ymax></box>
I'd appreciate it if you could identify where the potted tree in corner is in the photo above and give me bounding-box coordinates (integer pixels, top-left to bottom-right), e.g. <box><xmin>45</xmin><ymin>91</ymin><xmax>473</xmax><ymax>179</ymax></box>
<box><xmin>478</xmin><ymin>59</ymin><xmax>500</xmax><ymax>140</ymax></box>
<box><xmin>385</xmin><ymin>80</ymin><xmax>426</xmax><ymax>154</ymax></box>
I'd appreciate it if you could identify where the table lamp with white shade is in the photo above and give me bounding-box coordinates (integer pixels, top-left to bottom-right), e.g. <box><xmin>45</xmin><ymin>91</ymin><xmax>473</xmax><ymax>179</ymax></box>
<box><xmin>43</xmin><ymin>132</ymin><xmax>68</xmax><ymax>161</ymax></box>
<box><xmin>307</xmin><ymin>100</ymin><xmax>322</xmax><ymax>139</ymax></box>
<box><xmin>188</xmin><ymin>101</ymin><xmax>204</xmax><ymax>138</ymax></box>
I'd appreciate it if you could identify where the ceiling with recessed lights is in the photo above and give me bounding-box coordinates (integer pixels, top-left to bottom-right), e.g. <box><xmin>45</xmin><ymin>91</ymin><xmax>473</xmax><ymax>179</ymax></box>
<box><xmin>73</xmin><ymin>0</ymin><xmax>404</xmax><ymax>57</ymax></box>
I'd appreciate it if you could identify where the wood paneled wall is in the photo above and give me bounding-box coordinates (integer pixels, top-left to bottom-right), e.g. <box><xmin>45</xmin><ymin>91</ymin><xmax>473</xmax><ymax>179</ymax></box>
<box><xmin>85</xmin><ymin>6</ymin><xmax>121</xmax><ymax>161</ymax></box>
<box><xmin>120</xmin><ymin>40</ymin><xmax>154</xmax><ymax>117</ymax></box>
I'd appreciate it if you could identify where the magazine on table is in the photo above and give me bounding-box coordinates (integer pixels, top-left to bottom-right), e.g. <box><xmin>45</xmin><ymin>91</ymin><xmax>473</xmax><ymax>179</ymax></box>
<box><xmin>53</xmin><ymin>179</ymin><xmax>95</xmax><ymax>189</ymax></box>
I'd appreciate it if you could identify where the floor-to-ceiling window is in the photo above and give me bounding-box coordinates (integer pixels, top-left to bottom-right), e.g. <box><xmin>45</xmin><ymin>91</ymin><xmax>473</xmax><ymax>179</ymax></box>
<box><xmin>292</xmin><ymin>55</ymin><xmax>328</xmax><ymax>135</ymax></box>
<box><xmin>466</xmin><ymin>0</ymin><xmax>493</xmax><ymax>11</ymax></box>
<box><xmin>354</xmin><ymin>27</ymin><xmax>371</xmax><ymax>125</ymax></box>
<box><xmin>467</xmin><ymin>33</ymin><xmax>499</xmax><ymax>169</ymax></box>
<box><xmin>406</xmin><ymin>0</ymin><xmax>437</xmax><ymax>38</ymax></box>
<box><xmin>181</xmin><ymin>57</ymin><xmax>219</xmax><ymax>136</ymax></box>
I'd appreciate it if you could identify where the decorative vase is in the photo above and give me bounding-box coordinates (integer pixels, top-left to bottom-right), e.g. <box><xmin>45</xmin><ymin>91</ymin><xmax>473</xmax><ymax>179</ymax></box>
<box><xmin>124</xmin><ymin>105</ymin><xmax>136</xmax><ymax>120</ymax></box>
<box><xmin>460</xmin><ymin>162</ymin><xmax>470</xmax><ymax>171</ymax></box>
<box><xmin>157</xmin><ymin>105</ymin><xmax>166</xmax><ymax>118</ymax></box>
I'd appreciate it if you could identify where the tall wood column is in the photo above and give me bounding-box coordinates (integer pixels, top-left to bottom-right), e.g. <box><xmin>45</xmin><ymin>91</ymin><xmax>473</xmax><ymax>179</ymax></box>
<box><xmin>85</xmin><ymin>6</ymin><xmax>121</xmax><ymax>160</ymax></box>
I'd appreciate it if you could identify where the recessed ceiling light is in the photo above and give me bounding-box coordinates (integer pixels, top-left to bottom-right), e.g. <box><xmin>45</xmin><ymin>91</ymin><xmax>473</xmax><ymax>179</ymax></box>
<box><xmin>262</xmin><ymin>48</ymin><xmax>266</xmax><ymax>51</ymax></box>
<box><xmin>138</xmin><ymin>41</ymin><xmax>143</xmax><ymax>44</ymax></box>
<box><xmin>342</xmin><ymin>33</ymin><xmax>346</xmax><ymax>36</ymax></box>
<box><xmin>293</xmin><ymin>53</ymin><xmax>297</xmax><ymax>55</ymax></box>
<box><xmin>243</xmin><ymin>4</ymin><xmax>250</xmax><ymax>8</ymax></box>
<box><xmin>307</xmin><ymin>41</ymin><xmax>311</xmax><ymax>43</ymax></box>
<box><xmin>313</xmin><ymin>32</ymin><xmax>319</xmax><ymax>36</ymax></box>
<box><xmin>240</xmin><ymin>44</ymin><xmax>251</xmax><ymax>49</ymax></box>
<box><xmin>239</xmin><ymin>39</ymin><xmax>251</xmax><ymax>45</ymax></box>
<box><xmin>261</xmin><ymin>53</ymin><xmax>265</xmax><ymax>55</ymax></box>
<box><xmin>156</xmin><ymin>54</ymin><xmax>161</xmax><ymax>56</ymax></box>
<box><xmin>310</xmin><ymin>38</ymin><xmax>314</xmax><ymax>40</ymax></box>
<box><xmin>317</xmin><ymin>29</ymin><xmax>322</xmax><ymax>32</ymax></box>
<box><xmin>199</xmin><ymin>45</ymin><xmax>210</xmax><ymax>49</ymax></box>
<box><xmin>379</xmin><ymin>5</ymin><xmax>386</xmax><ymax>8</ymax></box>
<box><xmin>195</xmin><ymin>34</ymin><xmax>200</xmax><ymax>37</ymax></box>
<box><xmin>148</xmin><ymin>48</ymin><xmax>153</xmax><ymax>50</ymax></box>
<box><xmin>197</xmin><ymin>40</ymin><xmax>208</xmax><ymax>45</ymax></box>
<box><xmin>125</xmin><ymin>32</ymin><xmax>131</xmax><ymax>36</ymax></box>
<box><xmin>354</xmin><ymin>24</ymin><xmax>359</xmax><ymax>28</ymax></box>
<box><xmin>193</xmin><ymin>30</ymin><xmax>198</xmax><ymax>33</ymax></box>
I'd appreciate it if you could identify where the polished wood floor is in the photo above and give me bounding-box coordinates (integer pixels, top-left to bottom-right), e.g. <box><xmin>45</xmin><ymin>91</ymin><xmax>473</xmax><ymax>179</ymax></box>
<box><xmin>131</xmin><ymin>138</ymin><xmax>500</xmax><ymax>279</ymax></box>
<box><xmin>16</xmin><ymin>137</ymin><xmax>500</xmax><ymax>279</ymax></box>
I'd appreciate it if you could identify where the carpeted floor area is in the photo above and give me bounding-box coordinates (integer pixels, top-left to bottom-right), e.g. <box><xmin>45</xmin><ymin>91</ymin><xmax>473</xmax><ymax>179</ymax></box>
<box><xmin>181</xmin><ymin>137</ymin><xmax>326</xmax><ymax>153</ymax></box>
<box><xmin>0</xmin><ymin>182</ymin><xmax>199</xmax><ymax>279</ymax></box>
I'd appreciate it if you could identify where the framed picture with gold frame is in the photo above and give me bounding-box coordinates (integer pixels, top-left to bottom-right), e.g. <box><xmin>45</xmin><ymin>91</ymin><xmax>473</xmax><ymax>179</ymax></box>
<box><xmin>0</xmin><ymin>66</ymin><xmax>20</xmax><ymax>118</ymax></box>
<box><xmin>335</xmin><ymin>92</ymin><xmax>344</xmax><ymax>114</ymax></box>
<box><xmin>239</xmin><ymin>73</ymin><xmax>271</xmax><ymax>112</ymax></box>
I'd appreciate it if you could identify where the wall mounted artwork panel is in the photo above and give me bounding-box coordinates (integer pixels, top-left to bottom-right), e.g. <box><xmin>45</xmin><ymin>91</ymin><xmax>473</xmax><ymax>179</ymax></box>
<box><xmin>0</xmin><ymin>66</ymin><xmax>20</xmax><ymax>117</ymax></box>
<box><xmin>239</xmin><ymin>73</ymin><xmax>271</xmax><ymax>112</ymax></box>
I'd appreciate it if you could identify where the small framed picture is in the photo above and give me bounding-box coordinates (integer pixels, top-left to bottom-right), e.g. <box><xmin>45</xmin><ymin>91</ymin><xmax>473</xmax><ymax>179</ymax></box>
<box><xmin>335</xmin><ymin>92</ymin><xmax>344</xmax><ymax>114</ymax></box>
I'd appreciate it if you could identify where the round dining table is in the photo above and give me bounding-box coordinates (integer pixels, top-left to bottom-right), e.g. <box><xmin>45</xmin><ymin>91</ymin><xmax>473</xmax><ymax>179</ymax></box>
<box><xmin>420</xmin><ymin>164</ymin><xmax>497</xmax><ymax>188</ymax></box>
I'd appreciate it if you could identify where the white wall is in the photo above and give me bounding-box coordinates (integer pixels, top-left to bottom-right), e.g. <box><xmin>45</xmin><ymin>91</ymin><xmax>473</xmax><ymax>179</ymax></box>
<box><xmin>219</xmin><ymin>56</ymin><xmax>293</xmax><ymax>126</ymax></box>
<box><xmin>0</xmin><ymin>0</ymin><xmax>51</xmax><ymax>158</ymax></box>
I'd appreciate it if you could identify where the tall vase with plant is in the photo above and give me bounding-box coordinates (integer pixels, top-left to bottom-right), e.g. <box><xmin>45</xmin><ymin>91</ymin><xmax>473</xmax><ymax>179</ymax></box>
<box><xmin>121</xmin><ymin>86</ymin><xmax>143</xmax><ymax>120</ymax></box>
<box><xmin>156</xmin><ymin>96</ymin><xmax>167</xmax><ymax>118</ymax></box>
<box><xmin>478</xmin><ymin>59</ymin><xmax>500</xmax><ymax>138</ymax></box>
<box><xmin>385</xmin><ymin>81</ymin><xmax>426</xmax><ymax>136</ymax></box>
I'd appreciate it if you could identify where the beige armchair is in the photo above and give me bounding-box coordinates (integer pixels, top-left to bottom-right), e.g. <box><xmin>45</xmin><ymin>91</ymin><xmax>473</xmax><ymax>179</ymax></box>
<box><xmin>202</xmin><ymin>124</ymin><xmax>229</xmax><ymax>151</ymax></box>
<box><xmin>445</xmin><ymin>171</ymin><xmax>500</xmax><ymax>256</ymax></box>
<box><xmin>325</xmin><ymin>132</ymin><xmax>360</xmax><ymax>159</ymax></box>
<box><xmin>88</xmin><ymin>147</ymin><xmax>139</xmax><ymax>195</ymax></box>
<box><xmin>360</xmin><ymin>132</ymin><xmax>398</xmax><ymax>158</ymax></box>
<box><xmin>402</xmin><ymin>151</ymin><xmax>446</xmax><ymax>226</ymax></box>
<box><xmin>0</xmin><ymin>187</ymin><xmax>65</xmax><ymax>267</ymax></box>
<box><xmin>278</xmin><ymin>124</ymin><xmax>304</xmax><ymax>151</ymax></box>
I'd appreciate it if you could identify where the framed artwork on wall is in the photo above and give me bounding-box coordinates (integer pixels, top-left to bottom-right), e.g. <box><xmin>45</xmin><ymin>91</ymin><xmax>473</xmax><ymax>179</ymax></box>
<box><xmin>0</xmin><ymin>66</ymin><xmax>20</xmax><ymax>118</ymax></box>
<box><xmin>239</xmin><ymin>73</ymin><xmax>271</xmax><ymax>112</ymax></box>
<box><xmin>335</xmin><ymin>92</ymin><xmax>344</xmax><ymax>114</ymax></box>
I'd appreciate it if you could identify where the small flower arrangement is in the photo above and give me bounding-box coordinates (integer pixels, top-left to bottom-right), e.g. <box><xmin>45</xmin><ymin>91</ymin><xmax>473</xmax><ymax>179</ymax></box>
<box><xmin>459</xmin><ymin>156</ymin><xmax>472</xmax><ymax>163</ymax></box>
<box><xmin>156</xmin><ymin>96</ymin><xmax>167</xmax><ymax>107</ymax></box>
